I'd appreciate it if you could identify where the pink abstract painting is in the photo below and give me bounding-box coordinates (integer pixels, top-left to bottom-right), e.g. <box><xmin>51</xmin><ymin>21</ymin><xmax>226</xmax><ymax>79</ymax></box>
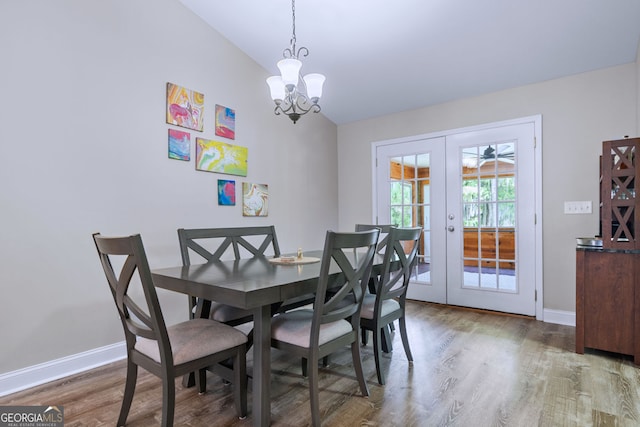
<box><xmin>218</xmin><ymin>179</ymin><xmax>236</xmax><ymax>206</ymax></box>
<box><xmin>166</xmin><ymin>82</ymin><xmax>204</xmax><ymax>131</ymax></box>
<box><xmin>215</xmin><ymin>104</ymin><xmax>235</xmax><ymax>139</ymax></box>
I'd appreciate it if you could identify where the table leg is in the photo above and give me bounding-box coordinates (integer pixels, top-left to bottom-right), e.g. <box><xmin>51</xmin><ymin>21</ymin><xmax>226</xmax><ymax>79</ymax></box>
<box><xmin>253</xmin><ymin>305</ymin><xmax>271</xmax><ymax>427</ymax></box>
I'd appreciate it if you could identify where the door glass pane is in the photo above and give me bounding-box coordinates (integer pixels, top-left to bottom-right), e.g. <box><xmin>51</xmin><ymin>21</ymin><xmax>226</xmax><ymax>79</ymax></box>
<box><xmin>479</xmin><ymin>229</ymin><xmax>495</xmax><ymax>260</ymax></box>
<box><xmin>462</xmin><ymin>147</ymin><xmax>479</xmax><ymax>172</ymax></box>
<box><xmin>402</xmin><ymin>184</ymin><xmax>412</xmax><ymax>204</ymax></box>
<box><xmin>498</xmin><ymin>230</ymin><xmax>516</xmax><ymax>291</ymax></box>
<box><xmin>403</xmin><ymin>155</ymin><xmax>416</xmax><ymax>179</ymax></box>
<box><xmin>422</xmin><ymin>205</ymin><xmax>430</xmax><ymax>229</ymax></box>
<box><xmin>390</xmin><ymin>181</ymin><xmax>402</xmax><ymax>204</ymax></box>
<box><xmin>421</xmin><ymin>181</ymin><xmax>430</xmax><ymax>204</ymax></box>
<box><xmin>401</xmin><ymin>205</ymin><xmax>413</xmax><ymax>227</ymax></box>
<box><xmin>463</xmin><ymin>203</ymin><xmax>477</xmax><ymax>227</ymax></box>
<box><xmin>463</xmin><ymin>179</ymin><xmax>479</xmax><ymax>202</ymax></box>
<box><xmin>390</xmin><ymin>206</ymin><xmax>402</xmax><ymax>226</ymax></box>
<box><xmin>464</xmin><ymin>229</ymin><xmax>479</xmax><ymax>259</ymax></box>
<box><xmin>480</xmin><ymin>202</ymin><xmax>496</xmax><ymax>227</ymax></box>
<box><xmin>496</xmin><ymin>142</ymin><xmax>515</xmax><ymax>173</ymax></box>
<box><xmin>465</xmin><ymin>260</ymin><xmax>480</xmax><ymax>288</ymax></box>
<box><xmin>498</xmin><ymin>202</ymin><xmax>515</xmax><ymax>227</ymax></box>
<box><xmin>498</xmin><ymin>176</ymin><xmax>515</xmax><ymax>201</ymax></box>
<box><xmin>480</xmin><ymin>266</ymin><xmax>498</xmax><ymax>288</ymax></box>
<box><xmin>479</xmin><ymin>178</ymin><xmax>494</xmax><ymax>202</ymax></box>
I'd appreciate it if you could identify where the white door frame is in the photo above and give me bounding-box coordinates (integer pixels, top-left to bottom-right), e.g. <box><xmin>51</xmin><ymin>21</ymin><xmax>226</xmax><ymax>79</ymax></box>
<box><xmin>371</xmin><ymin>115</ymin><xmax>543</xmax><ymax>321</ymax></box>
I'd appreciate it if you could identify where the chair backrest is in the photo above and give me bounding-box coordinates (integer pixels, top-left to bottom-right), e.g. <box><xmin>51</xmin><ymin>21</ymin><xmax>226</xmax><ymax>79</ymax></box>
<box><xmin>355</xmin><ymin>224</ymin><xmax>394</xmax><ymax>253</ymax></box>
<box><xmin>178</xmin><ymin>226</ymin><xmax>281</xmax><ymax>266</ymax></box>
<box><xmin>311</xmin><ymin>229</ymin><xmax>380</xmax><ymax>337</ymax></box>
<box><xmin>92</xmin><ymin>233</ymin><xmax>173</xmax><ymax>365</ymax></box>
<box><xmin>378</xmin><ymin>227</ymin><xmax>422</xmax><ymax>304</ymax></box>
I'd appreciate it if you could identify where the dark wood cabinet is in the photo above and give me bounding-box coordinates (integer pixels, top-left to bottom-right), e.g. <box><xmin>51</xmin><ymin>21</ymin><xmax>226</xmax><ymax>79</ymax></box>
<box><xmin>576</xmin><ymin>247</ymin><xmax>640</xmax><ymax>363</ymax></box>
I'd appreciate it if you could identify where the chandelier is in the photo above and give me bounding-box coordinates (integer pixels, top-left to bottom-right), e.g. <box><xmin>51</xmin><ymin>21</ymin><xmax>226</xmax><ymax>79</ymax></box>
<box><xmin>266</xmin><ymin>0</ymin><xmax>325</xmax><ymax>124</ymax></box>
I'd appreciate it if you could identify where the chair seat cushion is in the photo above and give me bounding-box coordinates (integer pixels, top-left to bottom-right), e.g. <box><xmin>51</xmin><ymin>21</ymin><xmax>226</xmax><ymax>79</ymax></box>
<box><xmin>271</xmin><ymin>309</ymin><xmax>352</xmax><ymax>348</ymax></box>
<box><xmin>135</xmin><ymin>318</ymin><xmax>247</xmax><ymax>365</ymax></box>
<box><xmin>360</xmin><ymin>295</ymin><xmax>400</xmax><ymax>320</ymax></box>
<box><xmin>210</xmin><ymin>302</ymin><xmax>252</xmax><ymax>323</ymax></box>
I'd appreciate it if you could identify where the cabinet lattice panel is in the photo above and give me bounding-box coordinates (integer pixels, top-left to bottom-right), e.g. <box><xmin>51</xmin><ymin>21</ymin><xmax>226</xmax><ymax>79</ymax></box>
<box><xmin>601</xmin><ymin>137</ymin><xmax>640</xmax><ymax>249</ymax></box>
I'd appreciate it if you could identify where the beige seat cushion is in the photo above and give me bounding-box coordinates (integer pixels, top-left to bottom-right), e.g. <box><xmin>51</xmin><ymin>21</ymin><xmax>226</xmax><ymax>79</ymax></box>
<box><xmin>271</xmin><ymin>309</ymin><xmax>352</xmax><ymax>348</ymax></box>
<box><xmin>359</xmin><ymin>295</ymin><xmax>400</xmax><ymax>320</ymax></box>
<box><xmin>135</xmin><ymin>318</ymin><xmax>247</xmax><ymax>365</ymax></box>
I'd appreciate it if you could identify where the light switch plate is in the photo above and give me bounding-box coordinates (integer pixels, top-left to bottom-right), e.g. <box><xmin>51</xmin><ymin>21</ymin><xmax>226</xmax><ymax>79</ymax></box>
<box><xmin>564</xmin><ymin>201</ymin><xmax>592</xmax><ymax>214</ymax></box>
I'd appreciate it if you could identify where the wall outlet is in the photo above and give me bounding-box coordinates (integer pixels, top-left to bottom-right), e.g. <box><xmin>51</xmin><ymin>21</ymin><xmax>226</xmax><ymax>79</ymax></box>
<box><xmin>564</xmin><ymin>201</ymin><xmax>592</xmax><ymax>214</ymax></box>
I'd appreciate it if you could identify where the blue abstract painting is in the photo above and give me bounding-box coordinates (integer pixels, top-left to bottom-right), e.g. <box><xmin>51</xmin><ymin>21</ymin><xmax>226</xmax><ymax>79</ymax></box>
<box><xmin>168</xmin><ymin>129</ymin><xmax>190</xmax><ymax>161</ymax></box>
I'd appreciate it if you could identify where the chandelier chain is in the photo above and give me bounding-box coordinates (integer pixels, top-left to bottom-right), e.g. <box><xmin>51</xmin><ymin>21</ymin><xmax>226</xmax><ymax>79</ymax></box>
<box><xmin>291</xmin><ymin>0</ymin><xmax>296</xmax><ymax>43</ymax></box>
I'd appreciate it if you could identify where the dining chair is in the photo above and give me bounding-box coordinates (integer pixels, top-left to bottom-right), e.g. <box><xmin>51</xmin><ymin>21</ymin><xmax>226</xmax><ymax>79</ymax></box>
<box><xmin>92</xmin><ymin>233</ymin><xmax>248</xmax><ymax>426</ymax></box>
<box><xmin>355</xmin><ymin>224</ymin><xmax>397</xmax><ymax>342</ymax></box>
<box><xmin>360</xmin><ymin>226</ymin><xmax>421</xmax><ymax>385</ymax></box>
<box><xmin>270</xmin><ymin>228</ymin><xmax>380</xmax><ymax>427</ymax></box>
<box><xmin>355</xmin><ymin>224</ymin><xmax>394</xmax><ymax>255</ymax></box>
<box><xmin>354</xmin><ymin>223</ymin><xmax>395</xmax><ymax>297</ymax></box>
<box><xmin>178</xmin><ymin>226</ymin><xmax>280</xmax><ymax>326</ymax></box>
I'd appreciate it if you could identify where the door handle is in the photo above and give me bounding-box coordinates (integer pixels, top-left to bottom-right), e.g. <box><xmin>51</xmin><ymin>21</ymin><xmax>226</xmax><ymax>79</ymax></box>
<box><xmin>447</xmin><ymin>226</ymin><xmax>455</xmax><ymax>232</ymax></box>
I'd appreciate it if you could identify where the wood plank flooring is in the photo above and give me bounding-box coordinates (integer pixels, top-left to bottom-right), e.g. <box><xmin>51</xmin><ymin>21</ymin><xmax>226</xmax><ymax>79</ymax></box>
<box><xmin>2</xmin><ymin>301</ymin><xmax>640</xmax><ymax>426</ymax></box>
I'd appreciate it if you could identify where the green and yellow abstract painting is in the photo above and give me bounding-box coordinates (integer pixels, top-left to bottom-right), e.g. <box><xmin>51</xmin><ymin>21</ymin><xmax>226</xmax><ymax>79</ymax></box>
<box><xmin>195</xmin><ymin>138</ymin><xmax>247</xmax><ymax>177</ymax></box>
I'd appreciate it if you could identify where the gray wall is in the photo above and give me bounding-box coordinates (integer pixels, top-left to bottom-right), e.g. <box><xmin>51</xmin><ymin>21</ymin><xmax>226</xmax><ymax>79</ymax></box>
<box><xmin>0</xmin><ymin>0</ymin><xmax>338</xmax><ymax>374</ymax></box>
<box><xmin>337</xmin><ymin>62</ymin><xmax>638</xmax><ymax>314</ymax></box>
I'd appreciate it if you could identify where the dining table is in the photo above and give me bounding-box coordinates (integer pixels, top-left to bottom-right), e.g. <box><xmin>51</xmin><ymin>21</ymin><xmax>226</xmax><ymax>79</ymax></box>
<box><xmin>151</xmin><ymin>250</ymin><xmax>386</xmax><ymax>427</ymax></box>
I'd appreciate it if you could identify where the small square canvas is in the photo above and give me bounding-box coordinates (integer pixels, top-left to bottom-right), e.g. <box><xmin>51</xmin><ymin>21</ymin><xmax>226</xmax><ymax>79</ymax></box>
<box><xmin>166</xmin><ymin>82</ymin><xmax>204</xmax><ymax>131</ymax></box>
<box><xmin>168</xmin><ymin>129</ymin><xmax>190</xmax><ymax>161</ymax></box>
<box><xmin>218</xmin><ymin>179</ymin><xmax>236</xmax><ymax>206</ymax></box>
<box><xmin>242</xmin><ymin>182</ymin><xmax>268</xmax><ymax>217</ymax></box>
<box><xmin>215</xmin><ymin>104</ymin><xmax>235</xmax><ymax>139</ymax></box>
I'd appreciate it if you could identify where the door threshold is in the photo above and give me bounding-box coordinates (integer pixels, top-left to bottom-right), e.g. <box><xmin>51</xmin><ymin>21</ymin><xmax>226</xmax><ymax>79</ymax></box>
<box><xmin>409</xmin><ymin>300</ymin><xmax>535</xmax><ymax>320</ymax></box>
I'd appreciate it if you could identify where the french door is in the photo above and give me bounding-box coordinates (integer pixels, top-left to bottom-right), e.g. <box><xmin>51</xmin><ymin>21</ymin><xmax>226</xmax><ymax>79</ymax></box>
<box><xmin>376</xmin><ymin>137</ymin><xmax>447</xmax><ymax>304</ymax></box>
<box><xmin>375</xmin><ymin>119</ymin><xmax>539</xmax><ymax>316</ymax></box>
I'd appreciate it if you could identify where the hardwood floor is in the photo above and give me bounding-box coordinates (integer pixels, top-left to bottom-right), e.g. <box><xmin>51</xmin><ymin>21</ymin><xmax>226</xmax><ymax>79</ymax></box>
<box><xmin>2</xmin><ymin>302</ymin><xmax>639</xmax><ymax>426</ymax></box>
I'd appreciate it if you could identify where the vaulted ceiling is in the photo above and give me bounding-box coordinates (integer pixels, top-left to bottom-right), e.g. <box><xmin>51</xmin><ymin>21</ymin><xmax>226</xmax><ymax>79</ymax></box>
<box><xmin>178</xmin><ymin>0</ymin><xmax>640</xmax><ymax>125</ymax></box>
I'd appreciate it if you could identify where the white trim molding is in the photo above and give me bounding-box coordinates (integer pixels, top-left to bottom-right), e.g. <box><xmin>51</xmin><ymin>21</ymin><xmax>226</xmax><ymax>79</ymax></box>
<box><xmin>0</xmin><ymin>341</ymin><xmax>126</xmax><ymax>397</ymax></box>
<box><xmin>543</xmin><ymin>308</ymin><xmax>576</xmax><ymax>327</ymax></box>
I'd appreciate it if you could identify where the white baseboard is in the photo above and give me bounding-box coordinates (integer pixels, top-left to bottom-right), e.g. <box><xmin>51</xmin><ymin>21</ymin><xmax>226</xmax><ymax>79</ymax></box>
<box><xmin>543</xmin><ymin>308</ymin><xmax>576</xmax><ymax>326</ymax></box>
<box><xmin>0</xmin><ymin>341</ymin><xmax>126</xmax><ymax>397</ymax></box>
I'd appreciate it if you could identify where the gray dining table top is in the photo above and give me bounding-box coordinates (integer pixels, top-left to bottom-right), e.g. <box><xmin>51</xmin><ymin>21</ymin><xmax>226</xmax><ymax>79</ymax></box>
<box><xmin>151</xmin><ymin>250</ymin><xmax>381</xmax><ymax>309</ymax></box>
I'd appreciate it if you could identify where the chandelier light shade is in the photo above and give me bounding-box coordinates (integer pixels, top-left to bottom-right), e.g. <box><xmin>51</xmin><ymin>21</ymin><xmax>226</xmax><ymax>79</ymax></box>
<box><xmin>303</xmin><ymin>74</ymin><xmax>325</xmax><ymax>100</ymax></box>
<box><xmin>266</xmin><ymin>76</ymin><xmax>286</xmax><ymax>100</ymax></box>
<box><xmin>277</xmin><ymin>59</ymin><xmax>302</xmax><ymax>89</ymax></box>
<box><xmin>266</xmin><ymin>0</ymin><xmax>325</xmax><ymax>124</ymax></box>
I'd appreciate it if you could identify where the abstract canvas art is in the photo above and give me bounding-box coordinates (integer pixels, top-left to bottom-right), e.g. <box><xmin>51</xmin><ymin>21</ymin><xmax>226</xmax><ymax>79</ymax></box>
<box><xmin>215</xmin><ymin>104</ymin><xmax>236</xmax><ymax>139</ymax></box>
<box><xmin>218</xmin><ymin>179</ymin><xmax>236</xmax><ymax>206</ymax></box>
<box><xmin>168</xmin><ymin>129</ymin><xmax>190</xmax><ymax>161</ymax></box>
<box><xmin>195</xmin><ymin>138</ymin><xmax>248</xmax><ymax>176</ymax></box>
<box><xmin>166</xmin><ymin>82</ymin><xmax>204</xmax><ymax>131</ymax></box>
<box><xmin>242</xmin><ymin>182</ymin><xmax>268</xmax><ymax>217</ymax></box>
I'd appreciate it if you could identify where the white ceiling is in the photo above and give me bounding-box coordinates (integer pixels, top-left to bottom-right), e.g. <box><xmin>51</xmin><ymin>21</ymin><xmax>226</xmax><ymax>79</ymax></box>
<box><xmin>178</xmin><ymin>0</ymin><xmax>640</xmax><ymax>125</ymax></box>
